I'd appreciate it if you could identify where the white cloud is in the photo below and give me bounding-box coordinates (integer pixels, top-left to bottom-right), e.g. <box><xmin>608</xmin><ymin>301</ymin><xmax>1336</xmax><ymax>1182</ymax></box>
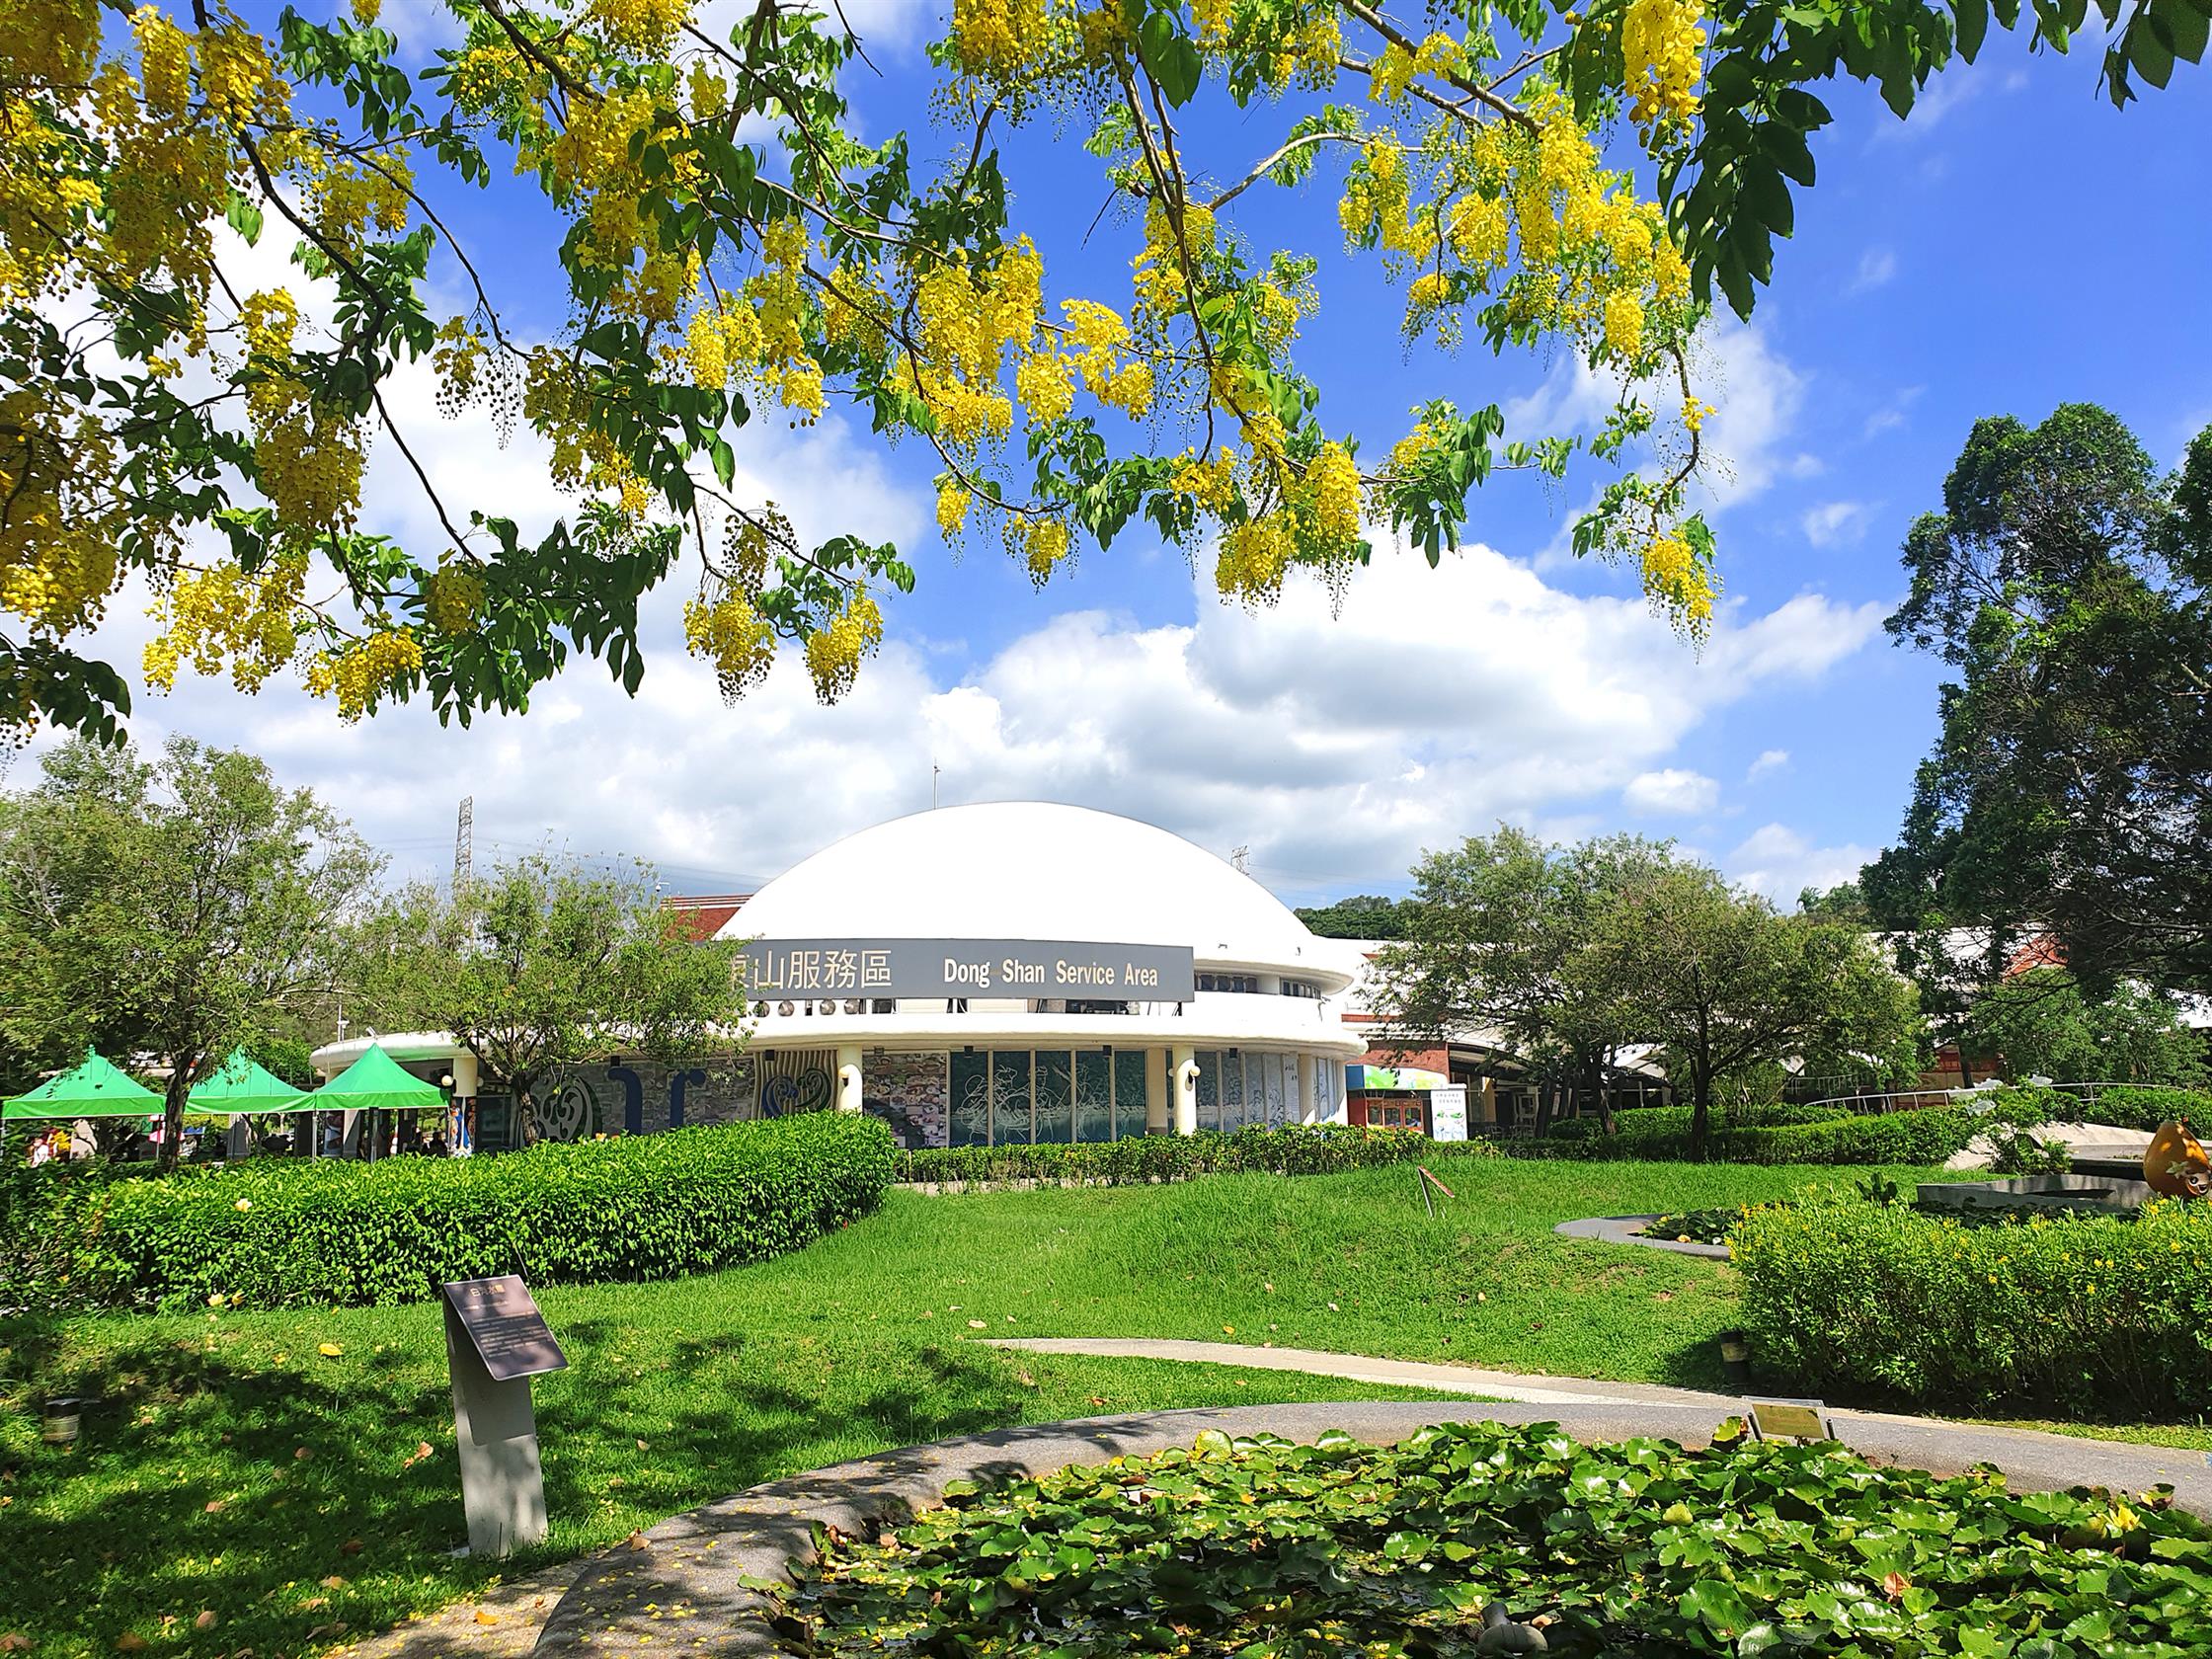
<box><xmin>1623</xmin><ymin>768</ymin><xmax>1719</xmax><ymax>816</ymax></box>
<box><xmin>1726</xmin><ymin>823</ymin><xmax>1876</xmax><ymax>905</ymax></box>
<box><xmin>56</xmin><ymin>532</ymin><xmax>1887</xmax><ymax>905</ymax></box>
<box><xmin>1863</xmin><ymin>385</ymin><xmax>1925</xmax><ymax>439</ymax></box>
<box><xmin>1745</xmin><ymin>749</ymin><xmax>1790</xmax><ymax>782</ymax></box>
<box><xmin>1869</xmin><ymin>72</ymin><xmax>1981</xmax><ymax>144</ymax></box>
<box><xmin>1800</xmin><ymin>500</ymin><xmax>1875</xmax><ymax>548</ymax></box>
<box><xmin>1849</xmin><ymin>247</ymin><xmax>1898</xmax><ymax>293</ymax></box>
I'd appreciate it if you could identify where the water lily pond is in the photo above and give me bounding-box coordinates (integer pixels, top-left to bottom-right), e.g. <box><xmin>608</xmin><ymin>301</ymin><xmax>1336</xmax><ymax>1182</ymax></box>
<box><xmin>781</xmin><ymin>1421</ymin><xmax>2212</xmax><ymax>1658</ymax></box>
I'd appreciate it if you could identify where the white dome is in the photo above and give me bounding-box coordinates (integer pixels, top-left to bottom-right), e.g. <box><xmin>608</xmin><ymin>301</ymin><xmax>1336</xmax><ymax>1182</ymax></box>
<box><xmin>720</xmin><ymin>803</ymin><xmax>1342</xmax><ymax>983</ymax></box>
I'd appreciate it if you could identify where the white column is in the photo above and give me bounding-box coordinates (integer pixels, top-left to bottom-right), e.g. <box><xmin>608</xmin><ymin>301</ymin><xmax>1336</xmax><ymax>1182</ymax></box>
<box><xmin>451</xmin><ymin>1052</ymin><xmax>480</xmax><ymax>1097</ymax></box>
<box><xmin>835</xmin><ymin>1044</ymin><xmax>863</xmax><ymax>1113</ymax></box>
<box><xmin>1171</xmin><ymin>1045</ymin><xmax>1198</xmax><ymax>1136</ymax></box>
<box><xmin>1297</xmin><ymin>1054</ymin><xmax>1317</xmax><ymax>1125</ymax></box>
<box><xmin>1145</xmin><ymin>1047</ymin><xmax>1168</xmax><ymax>1134</ymax></box>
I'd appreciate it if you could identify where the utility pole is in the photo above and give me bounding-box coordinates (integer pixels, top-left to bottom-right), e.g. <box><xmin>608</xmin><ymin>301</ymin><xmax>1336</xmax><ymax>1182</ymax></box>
<box><xmin>454</xmin><ymin>795</ymin><xmax>474</xmax><ymax>893</ymax></box>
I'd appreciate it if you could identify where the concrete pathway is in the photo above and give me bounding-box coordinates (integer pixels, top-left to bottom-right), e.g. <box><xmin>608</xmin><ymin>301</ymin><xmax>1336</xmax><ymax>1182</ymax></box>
<box><xmin>320</xmin><ymin>1560</ymin><xmax>586</xmax><ymax>1659</ymax></box>
<box><xmin>988</xmin><ymin>1335</ymin><xmax>1725</xmax><ymax>1407</ymax></box>
<box><xmin>986</xmin><ymin>1335</ymin><xmax>2212</xmax><ymax>1480</ymax></box>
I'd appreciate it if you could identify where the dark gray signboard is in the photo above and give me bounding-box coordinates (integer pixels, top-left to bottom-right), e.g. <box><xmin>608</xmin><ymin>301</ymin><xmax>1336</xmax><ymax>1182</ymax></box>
<box><xmin>739</xmin><ymin>938</ymin><xmax>1197</xmax><ymax>1002</ymax></box>
<box><xmin>443</xmin><ymin>1275</ymin><xmax>568</xmax><ymax>1382</ymax></box>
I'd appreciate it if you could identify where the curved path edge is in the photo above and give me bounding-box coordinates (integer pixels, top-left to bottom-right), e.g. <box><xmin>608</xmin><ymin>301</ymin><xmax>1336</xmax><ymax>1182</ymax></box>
<box><xmin>1554</xmin><ymin>1214</ymin><xmax>1732</xmax><ymax>1258</ymax></box>
<box><xmin>533</xmin><ymin>1391</ymin><xmax>2212</xmax><ymax>1658</ymax></box>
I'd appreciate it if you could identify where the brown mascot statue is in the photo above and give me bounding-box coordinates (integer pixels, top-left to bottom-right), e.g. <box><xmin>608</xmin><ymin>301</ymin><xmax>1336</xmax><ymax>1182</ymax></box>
<box><xmin>2145</xmin><ymin>1119</ymin><xmax>2212</xmax><ymax>1198</ymax></box>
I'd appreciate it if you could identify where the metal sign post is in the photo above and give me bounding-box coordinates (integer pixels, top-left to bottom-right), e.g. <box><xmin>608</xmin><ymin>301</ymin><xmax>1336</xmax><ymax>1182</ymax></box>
<box><xmin>442</xmin><ymin>1275</ymin><xmax>568</xmax><ymax>1556</ymax></box>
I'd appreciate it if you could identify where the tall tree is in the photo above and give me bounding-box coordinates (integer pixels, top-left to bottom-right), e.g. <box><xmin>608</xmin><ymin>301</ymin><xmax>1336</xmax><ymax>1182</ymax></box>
<box><xmin>1864</xmin><ymin>407</ymin><xmax>2212</xmax><ymax>994</ymax></box>
<box><xmin>1580</xmin><ymin>861</ymin><xmax>1921</xmax><ymax>1156</ymax></box>
<box><xmin>1295</xmin><ymin>895</ymin><xmax>1415</xmax><ymax>940</ymax></box>
<box><xmin>0</xmin><ymin>737</ymin><xmax>380</xmax><ymax>1164</ymax></box>
<box><xmin>1963</xmin><ymin>968</ymin><xmax>2204</xmax><ymax>1088</ymax></box>
<box><xmin>353</xmin><ymin>857</ymin><xmax>745</xmax><ymax>1142</ymax></box>
<box><xmin>1372</xmin><ymin>827</ymin><xmax>1670</xmax><ymax>1133</ymax></box>
<box><xmin>2</xmin><ymin>0</ymin><xmax>2198</xmax><ymax>740</ymax></box>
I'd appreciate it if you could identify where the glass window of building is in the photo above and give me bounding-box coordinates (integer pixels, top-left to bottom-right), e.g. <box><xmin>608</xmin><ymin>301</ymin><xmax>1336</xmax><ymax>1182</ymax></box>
<box><xmin>991</xmin><ymin>1051</ymin><xmax>1032</xmax><ymax>1145</ymax></box>
<box><xmin>1113</xmin><ymin>1050</ymin><xmax>1147</xmax><ymax>1135</ymax></box>
<box><xmin>949</xmin><ymin>1051</ymin><xmax>989</xmax><ymax>1146</ymax></box>
<box><xmin>1073</xmin><ymin>1051</ymin><xmax>1112</xmax><ymax>1142</ymax></box>
<box><xmin>1194</xmin><ymin>1051</ymin><xmax>1220</xmax><ymax>1130</ymax></box>
<box><xmin>1035</xmin><ymin>1051</ymin><xmax>1073</xmax><ymax>1144</ymax></box>
<box><xmin>1221</xmin><ymin>1051</ymin><xmax>1244</xmax><ymax>1130</ymax></box>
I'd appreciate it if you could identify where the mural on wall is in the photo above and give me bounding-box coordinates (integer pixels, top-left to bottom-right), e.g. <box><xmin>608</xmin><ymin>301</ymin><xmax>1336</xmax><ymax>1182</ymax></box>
<box><xmin>538</xmin><ymin>1076</ymin><xmax>600</xmax><ymax>1143</ymax></box>
<box><xmin>865</xmin><ymin>1052</ymin><xmax>949</xmax><ymax>1149</ymax></box>
<box><xmin>756</xmin><ymin>1048</ymin><xmax>837</xmax><ymax>1117</ymax></box>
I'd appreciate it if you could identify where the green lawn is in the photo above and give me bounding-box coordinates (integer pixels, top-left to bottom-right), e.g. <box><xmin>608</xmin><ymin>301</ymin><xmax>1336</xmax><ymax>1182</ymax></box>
<box><xmin>0</xmin><ymin>1155</ymin><xmax>2119</xmax><ymax>1657</ymax></box>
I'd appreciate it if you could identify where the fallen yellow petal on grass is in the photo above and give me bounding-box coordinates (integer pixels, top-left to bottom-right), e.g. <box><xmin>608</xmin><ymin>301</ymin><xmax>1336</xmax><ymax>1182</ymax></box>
<box><xmin>318</xmin><ymin>1343</ymin><xmax>344</xmax><ymax>1358</ymax></box>
<box><xmin>474</xmin><ymin>1610</ymin><xmax>500</xmax><ymax>1626</ymax></box>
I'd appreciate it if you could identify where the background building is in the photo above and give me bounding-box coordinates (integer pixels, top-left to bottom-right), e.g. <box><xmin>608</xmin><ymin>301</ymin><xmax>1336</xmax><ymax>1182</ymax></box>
<box><xmin>313</xmin><ymin>803</ymin><xmax>1366</xmax><ymax>1147</ymax></box>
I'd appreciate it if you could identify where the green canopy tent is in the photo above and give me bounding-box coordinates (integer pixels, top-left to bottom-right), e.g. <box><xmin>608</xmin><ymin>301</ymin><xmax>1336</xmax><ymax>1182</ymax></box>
<box><xmin>188</xmin><ymin>1048</ymin><xmax>311</xmax><ymax>1115</ymax></box>
<box><xmin>2</xmin><ymin>1049</ymin><xmax>162</xmax><ymax>1123</ymax></box>
<box><xmin>305</xmin><ymin>1043</ymin><xmax>446</xmax><ymax>1159</ymax></box>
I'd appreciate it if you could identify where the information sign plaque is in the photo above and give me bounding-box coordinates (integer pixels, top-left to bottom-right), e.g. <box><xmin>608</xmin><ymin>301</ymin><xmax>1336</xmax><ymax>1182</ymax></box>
<box><xmin>442</xmin><ymin>1276</ymin><xmax>565</xmax><ymax>1555</ymax></box>
<box><xmin>445</xmin><ymin>1275</ymin><xmax>568</xmax><ymax>1382</ymax></box>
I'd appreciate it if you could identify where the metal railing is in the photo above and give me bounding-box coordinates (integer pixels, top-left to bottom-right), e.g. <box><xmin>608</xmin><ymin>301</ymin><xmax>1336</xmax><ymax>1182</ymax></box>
<box><xmin>1797</xmin><ymin>1080</ymin><xmax>2147</xmax><ymax>1117</ymax></box>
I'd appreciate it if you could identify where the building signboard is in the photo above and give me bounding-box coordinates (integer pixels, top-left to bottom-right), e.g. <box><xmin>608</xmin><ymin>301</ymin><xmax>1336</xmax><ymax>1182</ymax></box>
<box><xmin>739</xmin><ymin>938</ymin><xmax>1197</xmax><ymax>1002</ymax></box>
<box><xmin>1428</xmin><ymin>1084</ymin><xmax>1469</xmax><ymax>1143</ymax></box>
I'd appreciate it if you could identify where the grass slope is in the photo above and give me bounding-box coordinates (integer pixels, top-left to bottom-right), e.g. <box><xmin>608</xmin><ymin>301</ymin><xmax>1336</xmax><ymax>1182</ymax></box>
<box><xmin>0</xmin><ymin>1155</ymin><xmax>2064</xmax><ymax>1658</ymax></box>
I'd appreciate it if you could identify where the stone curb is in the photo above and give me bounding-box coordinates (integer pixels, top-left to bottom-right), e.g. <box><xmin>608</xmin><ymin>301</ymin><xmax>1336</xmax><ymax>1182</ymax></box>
<box><xmin>1553</xmin><ymin>1213</ymin><xmax>1732</xmax><ymax>1258</ymax></box>
<box><xmin>531</xmin><ymin>1399</ymin><xmax>2212</xmax><ymax>1657</ymax></box>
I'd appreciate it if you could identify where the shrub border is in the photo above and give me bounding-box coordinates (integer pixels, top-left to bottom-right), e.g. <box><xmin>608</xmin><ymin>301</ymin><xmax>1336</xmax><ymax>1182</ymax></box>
<box><xmin>529</xmin><ymin>1401</ymin><xmax>2212</xmax><ymax>1659</ymax></box>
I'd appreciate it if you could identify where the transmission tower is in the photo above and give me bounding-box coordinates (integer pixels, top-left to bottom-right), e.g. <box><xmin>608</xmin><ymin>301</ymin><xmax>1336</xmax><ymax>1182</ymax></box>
<box><xmin>1231</xmin><ymin>844</ymin><xmax>1250</xmax><ymax>874</ymax></box>
<box><xmin>454</xmin><ymin>796</ymin><xmax>474</xmax><ymax>893</ymax></box>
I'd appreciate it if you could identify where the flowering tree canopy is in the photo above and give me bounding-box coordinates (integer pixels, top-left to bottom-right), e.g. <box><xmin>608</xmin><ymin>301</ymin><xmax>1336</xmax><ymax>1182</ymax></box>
<box><xmin>1</xmin><ymin>0</ymin><xmax>2197</xmax><ymax>737</ymax></box>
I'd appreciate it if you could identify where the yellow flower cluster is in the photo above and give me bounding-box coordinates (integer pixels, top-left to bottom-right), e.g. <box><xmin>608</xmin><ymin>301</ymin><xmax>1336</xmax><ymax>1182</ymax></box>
<box><xmin>1015</xmin><ymin>517</ymin><xmax>1070</xmax><ymax>585</ymax></box>
<box><xmin>1640</xmin><ymin>531</ymin><xmax>1715</xmax><ymax>634</ymax></box>
<box><xmin>937</xmin><ymin>484</ymin><xmax>974</xmax><ymax>538</ymax></box>
<box><xmin>1215</xmin><ymin>517</ymin><xmax>1292</xmax><ymax>605</ymax></box>
<box><xmin>1369</xmin><ymin>33</ymin><xmax>1463</xmax><ymax>105</ymax></box>
<box><xmin>802</xmin><ymin>590</ymin><xmax>884</xmax><ymax>703</ymax></box>
<box><xmin>425</xmin><ymin>563</ymin><xmax>486</xmax><ymax>636</ymax></box>
<box><xmin>142</xmin><ymin>554</ymin><xmax>306</xmax><ymax>693</ymax></box>
<box><xmin>583</xmin><ymin>0</ymin><xmax>691</xmax><ymax>56</ymax></box>
<box><xmin>1621</xmin><ymin>0</ymin><xmax>1706</xmax><ymax>133</ymax></box>
<box><xmin>238</xmin><ymin>288</ymin><xmax>367</xmax><ymax>543</ymax></box>
<box><xmin>0</xmin><ymin>383</ymin><xmax>131</xmax><ymax>642</ymax></box>
<box><xmin>305</xmin><ymin>627</ymin><xmax>425</xmax><ymax>721</ymax></box>
<box><xmin>948</xmin><ymin>0</ymin><xmax>1051</xmax><ymax>81</ymax></box>
<box><xmin>683</xmin><ymin>592</ymin><xmax>776</xmax><ymax>703</ymax></box>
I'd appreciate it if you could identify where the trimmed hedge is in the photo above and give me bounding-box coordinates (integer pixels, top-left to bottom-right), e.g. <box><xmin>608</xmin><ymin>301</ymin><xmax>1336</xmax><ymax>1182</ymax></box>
<box><xmin>2089</xmin><ymin>1085</ymin><xmax>2212</xmax><ymax>1132</ymax></box>
<box><xmin>5</xmin><ymin>1112</ymin><xmax>895</xmax><ymax>1312</ymax></box>
<box><xmin>1542</xmin><ymin>1101</ymin><xmax>1842</xmax><ymax>1143</ymax></box>
<box><xmin>1506</xmin><ymin>1106</ymin><xmax>1982</xmax><ymax>1166</ymax></box>
<box><xmin>1733</xmin><ymin>1197</ymin><xmax>2212</xmax><ymax>1418</ymax></box>
<box><xmin>897</xmin><ymin>1123</ymin><xmax>1496</xmax><ymax>1187</ymax></box>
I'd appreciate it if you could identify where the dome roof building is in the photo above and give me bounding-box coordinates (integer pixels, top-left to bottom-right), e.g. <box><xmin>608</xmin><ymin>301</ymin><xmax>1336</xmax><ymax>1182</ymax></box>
<box><xmin>313</xmin><ymin>802</ymin><xmax>1365</xmax><ymax>1152</ymax></box>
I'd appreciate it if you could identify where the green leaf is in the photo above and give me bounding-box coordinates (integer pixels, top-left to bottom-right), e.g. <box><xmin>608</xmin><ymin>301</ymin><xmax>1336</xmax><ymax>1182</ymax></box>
<box><xmin>1138</xmin><ymin>13</ymin><xmax>1202</xmax><ymax>105</ymax></box>
<box><xmin>2129</xmin><ymin>13</ymin><xmax>2177</xmax><ymax>82</ymax></box>
<box><xmin>1955</xmin><ymin>0</ymin><xmax>1992</xmax><ymax>57</ymax></box>
<box><xmin>224</xmin><ymin>191</ymin><xmax>265</xmax><ymax>246</ymax></box>
<box><xmin>1684</xmin><ymin>1579</ymin><xmax>1756</xmax><ymax>1636</ymax></box>
<box><xmin>710</xmin><ymin>435</ymin><xmax>736</xmax><ymax>490</ymax></box>
<box><xmin>2158</xmin><ymin>0</ymin><xmax>2211</xmax><ymax>60</ymax></box>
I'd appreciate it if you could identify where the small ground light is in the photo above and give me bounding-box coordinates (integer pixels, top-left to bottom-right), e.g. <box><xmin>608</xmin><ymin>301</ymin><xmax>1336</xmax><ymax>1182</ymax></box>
<box><xmin>1717</xmin><ymin>1329</ymin><xmax>1752</xmax><ymax>1385</ymax></box>
<box><xmin>41</xmin><ymin>1397</ymin><xmax>81</xmax><ymax>1445</ymax></box>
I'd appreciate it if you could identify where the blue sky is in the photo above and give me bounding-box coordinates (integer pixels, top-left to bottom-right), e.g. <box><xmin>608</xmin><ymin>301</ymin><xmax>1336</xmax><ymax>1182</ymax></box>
<box><xmin>35</xmin><ymin>5</ymin><xmax>2212</xmax><ymax>907</ymax></box>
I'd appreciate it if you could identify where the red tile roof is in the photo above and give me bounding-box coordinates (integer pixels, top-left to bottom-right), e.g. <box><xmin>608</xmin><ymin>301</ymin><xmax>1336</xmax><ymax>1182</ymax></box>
<box><xmin>661</xmin><ymin>893</ymin><xmax>751</xmax><ymax>942</ymax></box>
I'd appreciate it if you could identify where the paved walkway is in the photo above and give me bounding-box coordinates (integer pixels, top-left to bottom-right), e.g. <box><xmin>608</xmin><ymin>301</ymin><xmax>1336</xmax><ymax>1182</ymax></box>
<box><xmin>320</xmin><ymin>1560</ymin><xmax>586</xmax><ymax>1659</ymax></box>
<box><xmin>987</xmin><ymin>1335</ymin><xmax>2212</xmax><ymax>1490</ymax></box>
